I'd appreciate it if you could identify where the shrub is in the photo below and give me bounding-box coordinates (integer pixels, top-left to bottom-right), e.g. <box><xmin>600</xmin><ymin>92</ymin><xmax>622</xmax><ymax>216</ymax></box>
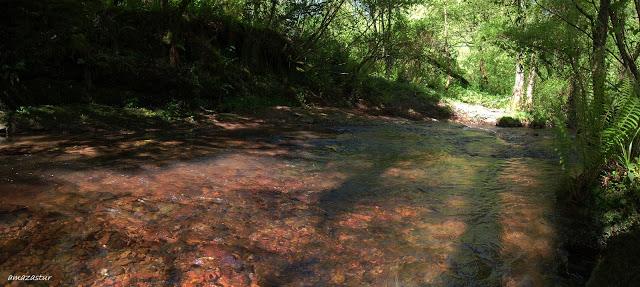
<box><xmin>496</xmin><ymin>116</ymin><xmax>523</xmax><ymax>127</ymax></box>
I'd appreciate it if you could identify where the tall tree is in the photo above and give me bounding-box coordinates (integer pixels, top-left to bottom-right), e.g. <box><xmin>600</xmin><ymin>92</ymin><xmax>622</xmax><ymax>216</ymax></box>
<box><xmin>609</xmin><ymin>2</ymin><xmax>639</xmax><ymax>83</ymax></box>
<box><xmin>525</xmin><ymin>55</ymin><xmax>537</xmax><ymax>108</ymax></box>
<box><xmin>591</xmin><ymin>0</ymin><xmax>611</xmax><ymax>121</ymax></box>
<box><xmin>511</xmin><ymin>0</ymin><xmax>527</xmax><ymax>110</ymax></box>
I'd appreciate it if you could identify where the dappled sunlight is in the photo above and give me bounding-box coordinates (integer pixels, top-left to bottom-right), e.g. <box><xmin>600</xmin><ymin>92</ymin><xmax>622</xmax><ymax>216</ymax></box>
<box><xmin>380</xmin><ymin>153</ymin><xmax>487</xmax><ymax>188</ymax></box>
<box><xmin>0</xmin><ymin>148</ymin><xmax>347</xmax><ymax>285</ymax></box>
<box><xmin>62</xmin><ymin>145</ymin><xmax>100</xmax><ymax>157</ymax></box>
<box><xmin>211</xmin><ymin>118</ymin><xmax>265</xmax><ymax>130</ymax></box>
<box><xmin>463</xmin><ymin>139</ymin><xmax>503</xmax><ymax>156</ymax></box>
<box><xmin>335</xmin><ymin>204</ymin><xmax>430</xmax><ymax>231</ymax></box>
<box><xmin>445</xmin><ymin>195</ymin><xmax>468</xmax><ymax>209</ymax></box>
<box><xmin>0</xmin><ymin>126</ymin><xmax>351</xmax><ymax>285</ymax></box>
<box><xmin>410</xmin><ymin>220</ymin><xmax>467</xmax><ymax>248</ymax></box>
<box><xmin>337</xmin><ymin>212</ymin><xmax>374</xmax><ymax>229</ymax></box>
<box><xmin>382</xmin><ymin>165</ymin><xmax>424</xmax><ymax>181</ymax></box>
<box><xmin>425</xmin><ymin>219</ymin><xmax>467</xmax><ymax>241</ymax></box>
<box><xmin>116</xmin><ymin>138</ymin><xmax>167</xmax><ymax>150</ymax></box>
<box><xmin>497</xmin><ymin>158</ymin><xmax>561</xmax><ymax>286</ymax></box>
<box><xmin>393</xmin><ymin>215</ymin><xmax>469</xmax><ymax>285</ymax></box>
<box><xmin>0</xmin><ymin>115</ymin><xmax>568</xmax><ymax>286</ymax></box>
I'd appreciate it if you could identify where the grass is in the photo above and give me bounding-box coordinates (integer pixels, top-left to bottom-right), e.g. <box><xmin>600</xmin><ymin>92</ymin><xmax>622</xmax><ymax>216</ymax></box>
<box><xmin>495</xmin><ymin>111</ymin><xmax>551</xmax><ymax>128</ymax></box>
<box><xmin>12</xmin><ymin>104</ymin><xmax>195</xmax><ymax>132</ymax></box>
<box><xmin>6</xmin><ymin>75</ymin><xmax>454</xmax><ymax>134</ymax></box>
<box><xmin>444</xmin><ymin>86</ymin><xmax>510</xmax><ymax>109</ymax></box>
<box><xmin>355</xmin><ymin>77</ymin><xmax>451</xmax><ymax>119</ymax></box>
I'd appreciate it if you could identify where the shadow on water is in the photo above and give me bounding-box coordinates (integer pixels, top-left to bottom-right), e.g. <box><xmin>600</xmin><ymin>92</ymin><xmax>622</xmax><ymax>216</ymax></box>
<box><xmin>262</xmin><ymin>122</ymin><xmax>566</xmax><ymax>286</ymax></box>
<box><xmin>0</xmin><ymin>114</ymin><xmax>570</xmax><ymax>286</ymax></box>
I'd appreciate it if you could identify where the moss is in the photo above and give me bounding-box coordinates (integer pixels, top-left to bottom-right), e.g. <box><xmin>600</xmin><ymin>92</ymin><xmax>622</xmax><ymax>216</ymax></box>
<box><xmin>496</xmin><ymin>116</ymin><xmax>523</xmax><ymax>127</ymax></box>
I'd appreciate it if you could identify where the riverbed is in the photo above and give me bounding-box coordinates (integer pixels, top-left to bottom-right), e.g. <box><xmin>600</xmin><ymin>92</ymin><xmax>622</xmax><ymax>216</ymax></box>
<box><xmin>0</xmin><ymin>108</ymin><xmax>569</xmax><ymax>286</ymax></box>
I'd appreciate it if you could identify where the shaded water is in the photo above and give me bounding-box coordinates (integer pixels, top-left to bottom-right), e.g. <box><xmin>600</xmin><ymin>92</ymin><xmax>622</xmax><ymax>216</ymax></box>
<box><xmin>0</xmin><ymin>115</ymin><xmax>567</xmax><ymax>286</ymax></box>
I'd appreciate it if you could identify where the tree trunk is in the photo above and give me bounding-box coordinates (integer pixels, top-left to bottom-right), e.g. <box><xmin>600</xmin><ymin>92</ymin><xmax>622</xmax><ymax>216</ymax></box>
<box><xmin>178</xmin><ymin>0</ymin><xmax>193</xmax><ymax>12</ymax></box>
<box><xmin>444</xmin><ymin>7</ymin><xmax>452</xmax><ymax>89</ymax></box>
<box><xmin>511</xmin><ymin>53</ymin><xmax>525</xmax><ymax>110</ymax></box>
<box><xmin>510</xmin><ymin>0</ymin><xmax>526</xmax><ymax>111</ymax></box>
<box><xmin>567</xmin><ymin>74</ymin><xmax>578</xmax><ymax>129</ymax></box>
<box><xmin>525</xmin><ymin>67</ymin><xmax>537</xmax><ymax>109</ymax></box>
<box><xmin>302</xmin><ymin>0</ymin><xmax>346</xmax><ymax>50</ymax></box>
<box><xmin>84</xmin><ymin>65</ymin><xmax>92</xmax><ymax>91</ymax></box>
<box><xmin>609</xmin><ymin>8</ymin><xmax>639</xmax><ymax>83</ymax></box>
<box><xmin>383</xmin><ymin>2</ymin><xmax>393</xmax><ymax>78</ymax></box>
<box><xmin>592</xmin><ymin>0</ymin><xmax>610</xmax><ymax>118</ymax></box>
<box><xmin>385</xmin><ymin>54</ymin><xmax>394</xmax><ymax>78</ymax></box>
<box><xmin>169</xmin><ymin>44</ymin><xmax>180</xmax><ymax>67</ymax></box>
<box><xmin>425</xmin><ymin>58</ymin><xmax>470</xmax><ymax>87</ymax></box>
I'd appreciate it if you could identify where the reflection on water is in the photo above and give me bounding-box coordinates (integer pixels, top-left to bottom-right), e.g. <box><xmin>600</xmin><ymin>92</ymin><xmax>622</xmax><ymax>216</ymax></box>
<box><xmin>0</xmin><ymin>119</ymin><xmax>567</xmax><ymax>286</ymax></box>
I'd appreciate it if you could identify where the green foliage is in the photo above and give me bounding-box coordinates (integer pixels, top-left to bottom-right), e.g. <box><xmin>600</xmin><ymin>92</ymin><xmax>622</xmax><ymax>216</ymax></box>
<box><xmin>2</xmin><ymin>0</ymin><xmax>459</xmax><ymax>119</ymax></box>
<box><xmin>602</xmin><ymin>83</ymin><xmax>640</xmax><ymax>158</ymax></box>
<box><xmin>496</xmin><ymin>116</ymin><xmax>523</xmax><ymax>127</ymax></box>
<box><xmin>526</xmin><ymin>110</ymin><xmax>549</xmax><ymax>128</ymax></box>
<box><xmin>599</xmin><ymin>159</ymin><xmax>640</xmax><ymax>240</ymax></box>
<box><xmin>0</xmin><ymin>0</ymin><xmax>520</xmax><ymax>119</ymax></box>
<box><xmin>597</xmin><ymin>85</ymin><xmax>640</xmax><ymax>239</ymax></box>
<box><xmin>220</xmin><ymin>95</ymin><xmax>294</xmax><ymax>113</ymax></box>
<box><xmin>445</xmin><ymin>86</ymin><xmax>510</xmax><ymax>109</ymax></box>
<box><xmin>460</xmin><ymin>46</ymin><xmax>515</xmax><ymax>96</ymax></box>
<box><xmin>532</xmin><ymin>76</ymin><xmax>567</xmax><ymax>118</ymax></box>
<box><xmin>353</xmin><ymin>77</ymin><xmax>450</xmax><ymax>118</ymax></box>
<box><xmin>12</xmin><ymin>104</ymin><xmax>185</xmax><ymax>131</ymax></box>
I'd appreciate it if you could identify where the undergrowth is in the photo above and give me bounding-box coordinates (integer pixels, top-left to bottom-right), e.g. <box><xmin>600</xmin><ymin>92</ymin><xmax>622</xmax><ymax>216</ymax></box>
<box><xmin>444</xmin><ymin>86</ymin><xmax>510</xmax><ymax>109</ymax></box>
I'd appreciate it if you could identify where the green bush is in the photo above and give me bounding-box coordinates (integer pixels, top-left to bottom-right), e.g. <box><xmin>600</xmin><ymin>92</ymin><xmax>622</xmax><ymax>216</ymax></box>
<box><xmin>1</xmin><ymin>0</ymin><xmax>449</xmax><ymax>121</ymax></box>
<box><xmin>496</xmin><ymin>116</ymin><xmax>523</xmax><ymax>127</ymax></box>
<box><xmin>525</xmin><ymin>110</ymin><xmax>550</xmax><ymax>128</ymax></box>
<box><xmin>353</xmin><ymin>76</ymin><xmax>449</xmax><ymax>118</ymax></box>
<box><xmin>444</xmin><ymin>86</ymin><xmax>510</xmax><ymax>109</ymax></box>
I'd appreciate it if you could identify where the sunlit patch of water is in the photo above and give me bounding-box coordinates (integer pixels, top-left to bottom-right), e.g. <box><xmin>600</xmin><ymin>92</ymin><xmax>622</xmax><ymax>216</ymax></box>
<box><xmin>0</xmin><ymin>120</ymin><xmax>568</xmax><ymax>286</ymax></box>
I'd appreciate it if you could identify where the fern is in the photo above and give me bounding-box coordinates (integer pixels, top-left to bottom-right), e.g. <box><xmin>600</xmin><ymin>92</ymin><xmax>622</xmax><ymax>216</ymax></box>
<box><xmin>601</xmin><ymin>81</ymin><xmax>640</xmax><ymax>159</ymax></box>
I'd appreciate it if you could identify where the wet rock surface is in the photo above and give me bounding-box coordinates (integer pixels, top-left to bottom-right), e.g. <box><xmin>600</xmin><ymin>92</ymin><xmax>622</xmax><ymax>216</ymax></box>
<box><xmin>0</xmin><ymin>108</ymin><xmax>570</xmax><ymax>286</ymax></box>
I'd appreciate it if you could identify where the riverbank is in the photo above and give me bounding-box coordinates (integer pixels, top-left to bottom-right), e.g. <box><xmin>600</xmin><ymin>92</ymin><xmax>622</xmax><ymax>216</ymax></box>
<box><xmin>2</xmin><ymin>97</ymin><xmax>540</xmax><ymax>139</ymax></box>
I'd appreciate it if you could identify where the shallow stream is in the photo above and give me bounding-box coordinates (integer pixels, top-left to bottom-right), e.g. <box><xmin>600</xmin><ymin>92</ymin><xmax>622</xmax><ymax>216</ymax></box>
<box><xmin>0</xmin><ymin>116</ymin><xmax>568</xmax><ymax>286</ymax></box>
